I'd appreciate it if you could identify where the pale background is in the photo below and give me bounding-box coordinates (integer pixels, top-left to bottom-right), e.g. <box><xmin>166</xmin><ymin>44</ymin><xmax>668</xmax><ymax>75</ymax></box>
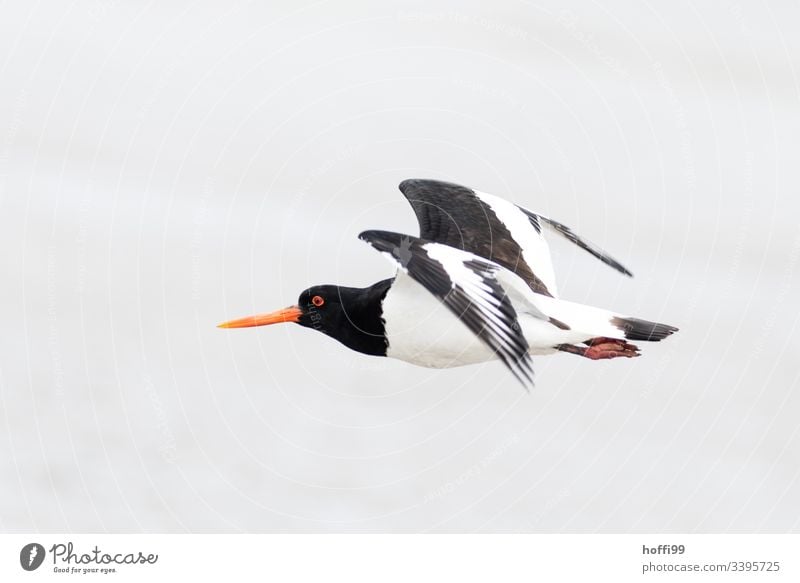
<box><xmin>1</xmin><ymin>0</ymin><xmax>798</xmax><ymax>532</ymax></box>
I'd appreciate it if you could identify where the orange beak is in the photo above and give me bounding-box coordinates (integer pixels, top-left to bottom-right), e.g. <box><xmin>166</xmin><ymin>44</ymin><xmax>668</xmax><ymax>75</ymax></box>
<box><xmin>217</xmin><ymin>305</ymin><xmax>302</xmax><ymax>329</ymax></box>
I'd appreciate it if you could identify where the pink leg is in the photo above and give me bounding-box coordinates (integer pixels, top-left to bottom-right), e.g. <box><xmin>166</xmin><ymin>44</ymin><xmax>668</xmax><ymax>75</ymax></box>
<box><xmin>556</xmin><ymin>338</ymin><xmax>640</xmax><ymax>360</ymax></box>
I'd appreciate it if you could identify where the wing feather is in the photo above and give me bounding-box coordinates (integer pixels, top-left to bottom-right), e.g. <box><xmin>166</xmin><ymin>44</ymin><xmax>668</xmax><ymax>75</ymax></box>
<box><xmin>398</xmin><ymin>179</ymin><xmax>633</xmax><ymax>298</ymax></box>
<box><xmin>359</xmin><ymin>229</ymin><xmax>535</xmax><ymax>389</ymax></box>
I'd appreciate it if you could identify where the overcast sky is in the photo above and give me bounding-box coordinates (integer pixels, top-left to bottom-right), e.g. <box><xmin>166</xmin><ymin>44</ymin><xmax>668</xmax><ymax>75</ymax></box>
<box><xmin>1</xmin><ymin>0</ymin><xmax>798</xmax><ymax>532</ymax></box>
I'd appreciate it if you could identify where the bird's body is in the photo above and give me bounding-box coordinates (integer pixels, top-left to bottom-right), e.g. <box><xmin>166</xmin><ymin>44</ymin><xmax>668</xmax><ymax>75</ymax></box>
<box><xmin>381</xmin><ymin>270</ymin><xmax>503</xmax><ymax>368</ymax></box>
<box><xmin>382</xmin><ymin>268</ymin><xmax>614</xmax><ymax>368</ymax></box>
<box><xmin>382</xmin><ymin>272</ymin><xmax>562</xmax><ymax>368</ymax></box>
<box><xmin>219</xmin><ymin>179</ymin><xmax>677</xmax><ymax>389</ymax></box>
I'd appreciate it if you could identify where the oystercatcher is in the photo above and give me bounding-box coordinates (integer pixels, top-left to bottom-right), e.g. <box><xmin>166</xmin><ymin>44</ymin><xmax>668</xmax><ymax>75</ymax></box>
<box><xmin>219</xmin><ymin>179</ymin><xmax>677</xmax><ymax>388</ymax></box>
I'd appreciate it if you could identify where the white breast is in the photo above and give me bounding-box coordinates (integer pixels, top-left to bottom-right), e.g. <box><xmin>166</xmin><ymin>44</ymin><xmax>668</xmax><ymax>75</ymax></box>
<box><xmin>381</xmin><ymin>272</ymin><xmax>496</xmax><ymax>368</ymax></box>
<box><xmin>381</xmin><ymin>272</ymin><xmax>579</xmax><ymax>369</ymax></box>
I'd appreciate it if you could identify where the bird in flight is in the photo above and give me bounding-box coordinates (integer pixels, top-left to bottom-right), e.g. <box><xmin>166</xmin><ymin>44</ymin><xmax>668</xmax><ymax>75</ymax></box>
<box><xmin>218</xmin><ymin>179</ymin><xmax>677</xmax><ymax>389</ymax></box>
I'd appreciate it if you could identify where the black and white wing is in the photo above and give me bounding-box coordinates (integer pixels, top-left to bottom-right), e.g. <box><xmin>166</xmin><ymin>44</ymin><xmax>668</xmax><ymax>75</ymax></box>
<box><xmin>398</xmin><ymin>178</ymin><xmax>632</xmax><ymax>298</ymax></box>
<box><xmin>359</xmin><ymin>229</ymin><xmax>536</xmax><ymax>389</ymax></box>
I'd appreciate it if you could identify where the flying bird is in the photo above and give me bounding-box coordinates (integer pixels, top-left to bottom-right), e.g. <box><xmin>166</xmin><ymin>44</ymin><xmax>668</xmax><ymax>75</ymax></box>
<box><xmin>218</xmin><ymin>179</ymin><xmax>677</xmax><ymax>388</ymax></box>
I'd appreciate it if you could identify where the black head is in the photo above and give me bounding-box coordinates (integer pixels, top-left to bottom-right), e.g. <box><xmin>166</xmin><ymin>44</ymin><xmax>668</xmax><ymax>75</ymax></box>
<box><xmin>218</xmin><ymin>279</ymin><xmax>392</xmax><ymax>357</ymax></box>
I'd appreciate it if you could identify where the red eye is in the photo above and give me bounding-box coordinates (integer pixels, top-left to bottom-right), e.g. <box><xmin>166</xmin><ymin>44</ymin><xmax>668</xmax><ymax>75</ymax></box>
<box><xmin>311</xmin><ymin>295</ymin><xmax>325</xmax><ymax>307</ymax></box>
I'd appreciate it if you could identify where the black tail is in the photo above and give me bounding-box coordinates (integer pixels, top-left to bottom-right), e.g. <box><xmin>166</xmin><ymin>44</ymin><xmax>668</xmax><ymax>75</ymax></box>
<box><xmin>611</xmin><ymin>316</ymin><xmax>678</xmax><ymax>341</ymax></box>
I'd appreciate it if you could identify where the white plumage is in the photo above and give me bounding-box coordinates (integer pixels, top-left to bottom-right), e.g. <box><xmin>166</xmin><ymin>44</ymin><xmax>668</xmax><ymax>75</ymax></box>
<box><xmin>381</xmin><ymin>242</ymin><xmax>635</xmax><ymax>370</ymax></box>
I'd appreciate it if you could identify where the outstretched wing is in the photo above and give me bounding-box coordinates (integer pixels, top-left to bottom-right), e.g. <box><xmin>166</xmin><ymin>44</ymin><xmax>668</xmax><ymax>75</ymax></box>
<box><xmin>398</xmin><ymin>179</ymin><xmax>632</xmax><ymax>298</ymax></box>
<box><xmin>359</xmin><ymin>229</ymin><xmax>535</xmax><ymax>389</ymax></box>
